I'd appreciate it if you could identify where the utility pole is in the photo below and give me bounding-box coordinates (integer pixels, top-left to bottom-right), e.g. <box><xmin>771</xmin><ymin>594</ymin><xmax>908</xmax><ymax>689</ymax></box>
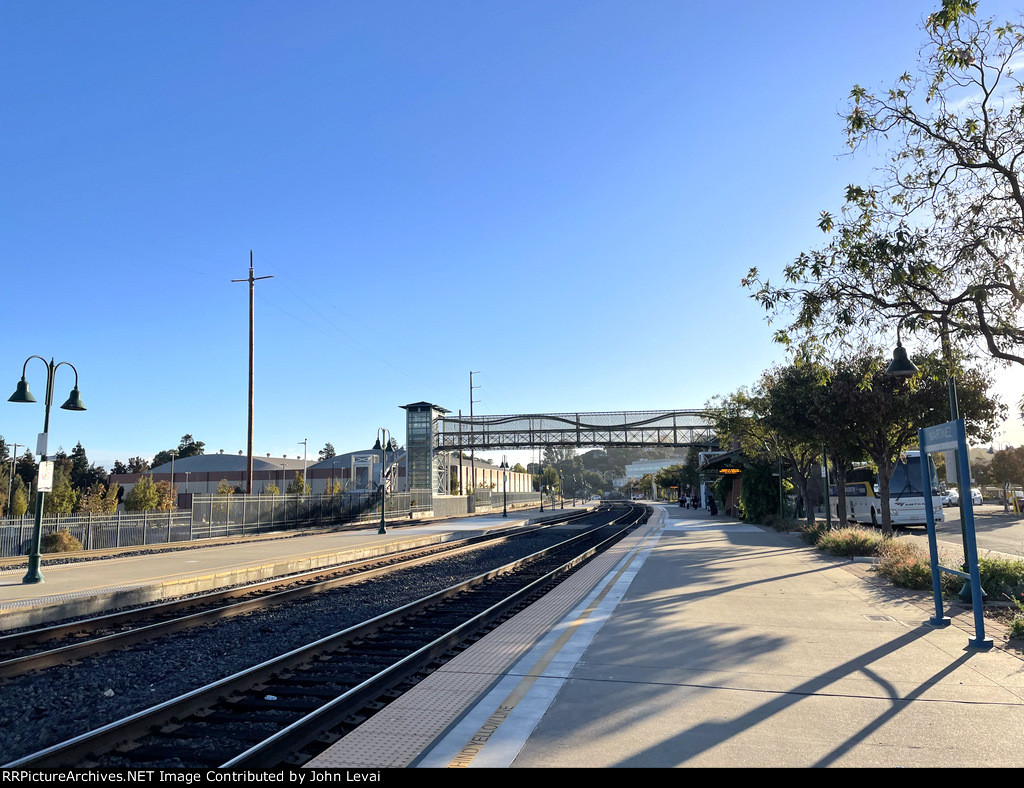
<box><xmin>232</xmin><ymin>251</ymin><xmax>273</xmax><ymax>495</ymax></box>
<box><xmin>469</xmin><ymin>371</ymin><xmax>480</xmax><ymax>498</ymax></box>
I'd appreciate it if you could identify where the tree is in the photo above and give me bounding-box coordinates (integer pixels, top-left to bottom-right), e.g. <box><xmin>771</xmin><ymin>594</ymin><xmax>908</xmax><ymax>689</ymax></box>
<box><xmin>987</xmin><ymin>446</ymin><xmax>1024</xmax><ymax>504</ymax></box>
<box><xmin>710</xmin><ymin>362</ymin><xmax>825</xmax><ymax>526</ymax></box>
<box><xmin>323</xmin><ymin>479</ymin><xmax>342</xmax><ymax>496</ymax></box>
<box><xmin>44</xmin><ymin>463</ymin><xmax>77</xmax><ymax>515</ymax></box>
<box><xmin>810</xmin><ymin>358</ymin><xmax>869</xmax><ymax>525</ymax></box>
<box><xmin>77</xmin><ymin>483</ymin><xmax>110</xmax><ymax>514</ymax></box>
<box><xmin>263</xmin><ymin>482</ymin><xmax>281</xmax><ymax>495</ymax></box>
<box><xmin>286</xmin><ymin>472</ymin><xmax>309</xmax><ymax>495</ymax></box>
<box><xmin>127</xmin><ymin>457</ymin><xmax>150</xmax><ymax>474</ymax></box>
<box><xmin>124</xmin><ymin>475</ymin><xmax>160</xmax><ymax>511</ymax></box>
<box><xmin>155</xmin><ymin>480</ymin><xmax>177</xmax><ymax>511</ymax></box>
<box><xmin>153</xmin><ymin>434</ymin><xmax>205</xmax><ymax>468</ymax></box>
<box><xmin>70</xmin><ymin>442</ymin><xmax>90</xmax><ymax>490</ymax></box>
<box><xmin>838</xmin><ymin>349</ymin><xmax>999</xmax><ymax>532</ymax></box>
<box><xmin>14</xmin><ymin>451</ymin><xmax>36</xmax><ymax>488</ymax></box>
<box><xmin>9</xmin><ymin>477</ymin><xmax>29</xmax><ymax>517</ymax></box>
<box><xmin>318</xmin><ymin>443</ymin><xmax>336</xmax><ymax>461</ymax></box>
<box><xmin>215</xmin><ymin>478</ymin><xmax>235</xmax><ymax>496</ymax></box>
<box><xmin>745</xmin><ymin>3</ymin><xmax>1024</xmax><ymax>378</ymax></box>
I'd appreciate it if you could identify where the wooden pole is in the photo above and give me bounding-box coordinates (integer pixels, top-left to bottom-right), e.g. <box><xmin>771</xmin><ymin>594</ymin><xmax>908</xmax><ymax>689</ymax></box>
<box><xmin>232</xmin><ymin>251</ymin><xmax>273</xmax><ymax>494</ymax></box>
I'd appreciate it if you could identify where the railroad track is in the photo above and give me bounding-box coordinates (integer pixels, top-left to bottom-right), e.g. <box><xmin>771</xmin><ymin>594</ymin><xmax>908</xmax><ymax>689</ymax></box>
<box><xmin>4</xmin><ymin>504</ymin><xmax>649</xmax><ymax>769</ymax></box>
<box><xmin>0</xmin><ymin>508</ymin><xmax>601</xmax><ymax>678</ymax></box>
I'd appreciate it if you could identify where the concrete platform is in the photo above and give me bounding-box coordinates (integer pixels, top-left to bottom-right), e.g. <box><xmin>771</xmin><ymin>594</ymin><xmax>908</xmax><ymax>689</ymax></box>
<box><xmin>308</xmin><ymin>504</ymin><xmax>1024</xmax><ymax>769</ymax></box>
<box><xmin>0</xmin><ymin>506</ymin><xmax>593</xmax><ymax>630</ymax></box>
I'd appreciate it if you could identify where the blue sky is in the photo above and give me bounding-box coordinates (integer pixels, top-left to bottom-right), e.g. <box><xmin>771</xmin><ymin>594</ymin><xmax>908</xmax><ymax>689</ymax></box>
<box><xmin>4</xmin><ymin>0</ymin><xmax>1024</xmax><ymax>471</ymax></box>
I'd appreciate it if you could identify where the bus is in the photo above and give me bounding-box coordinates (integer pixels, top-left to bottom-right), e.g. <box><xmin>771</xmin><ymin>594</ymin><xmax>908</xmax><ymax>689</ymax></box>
<box><xmin>829</xmin><ymin>451</ymin><xmax>943</xmax><ymax>528</ymax></box>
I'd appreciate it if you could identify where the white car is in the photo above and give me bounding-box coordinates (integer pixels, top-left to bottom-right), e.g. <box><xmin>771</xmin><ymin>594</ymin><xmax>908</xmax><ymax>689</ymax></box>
<box><xmin>941</xmin><ymin>489</ymin><xmax>959</xmax><ymax>507</ymax></box>
<box><xmin>971</xmin><ymin>488</ymin><xmax>983</xmax><ymax>505</ymax></box>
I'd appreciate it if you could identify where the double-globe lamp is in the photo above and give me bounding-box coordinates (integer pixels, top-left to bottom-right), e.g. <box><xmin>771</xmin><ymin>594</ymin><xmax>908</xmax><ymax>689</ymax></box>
<box><xmin>9</xmin><ymin>356</ymin><xmax>86</xmax><ymax>584</ymax></box>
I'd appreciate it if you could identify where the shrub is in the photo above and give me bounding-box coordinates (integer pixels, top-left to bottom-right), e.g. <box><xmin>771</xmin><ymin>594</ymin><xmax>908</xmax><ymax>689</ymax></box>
<box><xmin>816</xmin><ymin>526</ymin><xmax>884</xmax><ymax>557</ymax></box>
<box><xmin>872</xmin><ymin>540</ymin><xmax>962</xmax><ymax>594</ymax></box>
<box><xmin>874</xmin><ymin>538</ymin><xmax>932</xmax><ymax>589</ymax></box>
<box><xmin>761</xmin><ymin>514</ymin><xmax>803</xmax><ymax>533</ymax></box>
<box><xmin>977</xmin><ymin>555</ymin><xmax>1024</xmax><ymax>601</ymax></box>
<box><xmin>1008</xmin><ymin>594</ymin><xmax>1024</xmax><ymax>640</ymax></box>
<box><xmin>39</xmin><ymin>530</ymin><xmax>83</xmax><ymax>553</ymax></box>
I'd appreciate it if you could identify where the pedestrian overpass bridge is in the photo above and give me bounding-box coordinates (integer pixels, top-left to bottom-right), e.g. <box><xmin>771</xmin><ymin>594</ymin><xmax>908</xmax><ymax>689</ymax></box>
<box><xmin>399</xmin><ymin>402</ymin><xmax>716</xmax><ymax>497</ymax></box>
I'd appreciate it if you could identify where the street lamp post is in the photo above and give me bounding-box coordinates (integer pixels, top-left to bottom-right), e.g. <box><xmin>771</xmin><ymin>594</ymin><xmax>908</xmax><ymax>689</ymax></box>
<box><xmin>373</xmin><ymin>429</ymin><xmax>396</xmax><ymax>535</ymax></box>
<box><xmin>886</xmin><ymin>328</ymin><xmax>982</xmax><ymax>601</ymax></box>
<box><xmin>299</xmin><ymin>438</ymin><xmax>308</xmax><ymax>494</ymax></box>
<box><xmin>558</xmin><ymin>470</ymin><xmax>564</xmax><ymax>509</ymax></box>
<box><xmin>500</xmin><ymin>456</ymin><xmax>509</xmax><ymax>517</ymax></box>
<box><xmin>8</xmin><ymin>356</ymin><xmax>86</xmax><ymax>584</ymax></box>
<box><xmin>169</xmin><ymin>450</ymin><xmax>177</xmax><ymax>509</ymax></box>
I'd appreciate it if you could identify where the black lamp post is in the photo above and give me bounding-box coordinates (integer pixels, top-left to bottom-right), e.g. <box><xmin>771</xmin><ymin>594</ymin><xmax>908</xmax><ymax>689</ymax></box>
<box><xmin>500</xmin><ymin>456</ymin><xmax>509</xmax><ymax>517</ymax></box>
<box><xmin>558</xmin><ymin>470</ymin><xmax>564</xmax><ymax>509</ymax></box>
<box><xmin>373</xmin><ymin>429</ymin><xmax>396</xmax><ymax>535</ymax></box>
<box><xmin>885</xmin><ymin>331</ymin><xmax>981</xmax><ymax>601</ymax></box>
<box><xmin>9</xmin><ymin>356</ymin><xmax>86</xmax><ymax>584</ymax></box>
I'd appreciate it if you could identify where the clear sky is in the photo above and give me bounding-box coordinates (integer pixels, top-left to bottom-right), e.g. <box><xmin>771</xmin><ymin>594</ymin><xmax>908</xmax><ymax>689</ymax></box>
<box><xmin>3</xmin><ymin>0</ymin><xmax>1024</xmax><ymax>472</ymax></box>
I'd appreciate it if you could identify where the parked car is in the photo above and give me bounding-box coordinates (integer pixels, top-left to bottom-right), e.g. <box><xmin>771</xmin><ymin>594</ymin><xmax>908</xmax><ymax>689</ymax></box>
<box><xmin>941</xmin><ymin>489</ymin><xmax>959</xmax><ymax>507</ymax></box>
<box><xmin>971</xmin><ymin>487</ymin><xmax>983</xmax><ymax>505</ymax></box>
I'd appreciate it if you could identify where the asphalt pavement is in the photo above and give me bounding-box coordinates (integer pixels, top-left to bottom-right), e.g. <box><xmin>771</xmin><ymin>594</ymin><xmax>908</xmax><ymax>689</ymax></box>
<box><xmin>897</xmin><ymin>502</ymin><xmax>1024</xmax><ymax>563</ymax></box>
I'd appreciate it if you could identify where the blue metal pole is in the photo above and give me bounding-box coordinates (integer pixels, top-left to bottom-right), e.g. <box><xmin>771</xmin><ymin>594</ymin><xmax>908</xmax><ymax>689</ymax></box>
<box><xmin>918</xmin><ymin>428</ymin><xmax>949</xmax><ymax>628</ymax></box>
<box><xmin>955</xmin><ymin>419</ymin><xmax>993</xmax><ymax>650</ymax></box>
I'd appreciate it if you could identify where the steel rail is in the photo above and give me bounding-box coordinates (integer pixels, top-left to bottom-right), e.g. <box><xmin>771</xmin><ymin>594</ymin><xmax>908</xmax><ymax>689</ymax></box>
<box><xmin>0</xmin><ymin>509</ymin><xmax>599</xmax><ymax>678</ymax></box>
<box><xmin>222</xmin><ymin>503</ymin><xmax>648</xmax><ymax>768</ymax></box>
<box><xmin>3</xmin><ymin>506</ymin><xmax>646</xmax><ymax>769</ymax></box>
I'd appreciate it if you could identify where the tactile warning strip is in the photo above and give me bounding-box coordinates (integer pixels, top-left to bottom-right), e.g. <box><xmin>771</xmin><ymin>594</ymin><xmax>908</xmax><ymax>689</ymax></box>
<box><xmin>306</xmin><ymin>516</ymin><xmax>660</xmax><ymax>769</ymax></box>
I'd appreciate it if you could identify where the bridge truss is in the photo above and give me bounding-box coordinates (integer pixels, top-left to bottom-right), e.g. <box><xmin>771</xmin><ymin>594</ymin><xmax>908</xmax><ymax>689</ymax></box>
<box><xmin>434</xmin><ymin>410</ymin><xmax>716</xmax><ymax>452</ymax></box>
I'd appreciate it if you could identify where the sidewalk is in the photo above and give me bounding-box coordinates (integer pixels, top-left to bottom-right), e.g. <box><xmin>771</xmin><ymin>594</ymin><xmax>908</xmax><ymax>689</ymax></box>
<box><xmin>413</xmin><ymin>504</ymin><xmax>1024</xmax><ymax>768</ymax></box>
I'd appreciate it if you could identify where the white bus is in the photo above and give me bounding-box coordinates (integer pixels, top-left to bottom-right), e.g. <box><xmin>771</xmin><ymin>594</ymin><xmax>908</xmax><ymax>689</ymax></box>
<box><xmin>830</xmin><ymin>451</ymin><xmax>944</xmax><ymax>528</ymax></box>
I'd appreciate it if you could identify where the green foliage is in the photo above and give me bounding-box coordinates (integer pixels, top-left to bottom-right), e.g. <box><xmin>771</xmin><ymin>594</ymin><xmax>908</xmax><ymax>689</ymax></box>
<box><xmin>152</xmin><ymin>434</ymin><xmax>205</xmax><ymax>469</ymax></box>
<box><xmin>155</xmin><ymin>480</ymin><xmax>177</xmax><ymax>511</ymax></box>
<box><xmin>124</xmin><ymin>474</ymin><xmax>160</xmax><ymax>511</ymax></box>
<box><xmin>977</xmin><ymin>555</ymin><xmax>1024</xmax><ymax>600</ymax></box>
<box><xmin>816</xmin><ymin>526</ymin><xmax>885</xmax><ymax>557</ymax></box>
<box><xmin>76</xmin><ymin>483</ymin><xmax>112</xmax><ymax>514</ymax></box>
<box><xmin>44</xmin><ymin>465</ymin><xmax>78</xmax><ymax>515</ymax></box>
<box><xmin>323</xmin><ymin>480</ymin><xmax>342</xmax><ymax>496</ymax></box>
<box><xmin>746</xmin><ymin>3</ymin><xmax>1024</xmax><ymax>374</ymax></box>
<box><xmin>318</xmin><ymin>442</ymin><xmax>336</xmax><ymax>461</ymax></box>
<box><xmin>739</xmin><ymin>461</ymin><xmax>782</xmax><ymax>522</ymax></box>
<box><xmin>216</xmin><ymin>478</ymin><xmax>236</xmax><ymax>496</ymax></box>
<box><xmin>873</xmin><ymin>541</ymin><xmax>961</xmax><ymax>595</ymax></box>
<box><xmin>263</xmin><ymin>482</ymin><xmax>281</xmax><ymax>495</ymax></box>
<box><xmin>40</xmin><ymin>530</ymin><xmax>83</xmax><ymax>553</ymax></box>
<box><xmin>756</xmin><ymin>514</ymin><xmax>801</xmax><ymax>533</ymax></box>
<box><xmin>1008</xmin><ymin>594</ymin><xmax>1024</xmax><ymax>640</ymax></box>
<box><xmin>801</xmin><ymin>521</ymin><xmax>829</xmax><ymax>544</ymax></box>
<box><xmin>874</xmin><ymin>539</ymin><xmax>933</xmax><ymax>590</ymax></box>
<box><xmin>285</xmin><ymin>473</ymin><xmax>309</xmax><ymax>495</ymax></box>
<box><xmin>9</xmin><ymin>477</ymin><xmax>29</xmax><ymax>517</ymax></box>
